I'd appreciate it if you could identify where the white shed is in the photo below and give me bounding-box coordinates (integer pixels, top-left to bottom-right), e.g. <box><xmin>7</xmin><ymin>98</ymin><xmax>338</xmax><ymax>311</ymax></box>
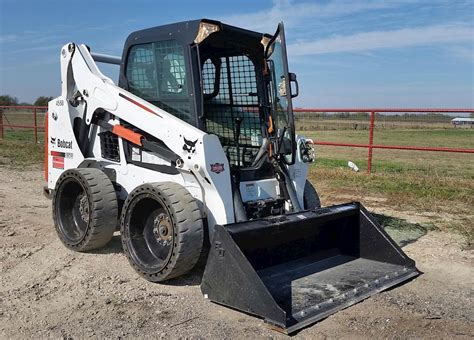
<box><xmin>451</xmin><ymin>117</ymin><xmax>474</xmax><ymax>127</ymax></box>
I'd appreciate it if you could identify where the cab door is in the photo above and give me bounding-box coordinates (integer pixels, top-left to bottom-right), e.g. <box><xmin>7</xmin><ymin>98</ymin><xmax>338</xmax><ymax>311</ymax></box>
<box><xmin>265</xmin><ymin>22</ymin><xmax>298</xmax><ymax>164</ymax></box>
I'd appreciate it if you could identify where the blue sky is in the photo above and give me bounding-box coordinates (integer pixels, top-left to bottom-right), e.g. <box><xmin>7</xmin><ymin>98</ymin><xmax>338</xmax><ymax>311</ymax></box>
<box><xmin>0</xmin><ymin>0</ymin><xmax>473</xmax><ymax>107</ymax></box>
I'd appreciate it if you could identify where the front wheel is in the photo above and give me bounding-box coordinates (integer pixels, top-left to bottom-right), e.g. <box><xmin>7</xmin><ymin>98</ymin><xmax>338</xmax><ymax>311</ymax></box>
<box><xmin>120</xmin><ymin>182</ymin><xmax>203</xmax><ymax>282</ymax></box>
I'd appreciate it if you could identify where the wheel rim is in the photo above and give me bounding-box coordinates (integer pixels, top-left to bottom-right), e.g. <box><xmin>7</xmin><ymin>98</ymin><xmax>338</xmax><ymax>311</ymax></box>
<box><xmin>126</xmin><ymin>194</ymin><xmax>174</xmax><ymax>272</ymax></box>
<box><xmin>56</xmin><ymin>178</ymin><xmax>90</xmax><ymax>244</ymax></box>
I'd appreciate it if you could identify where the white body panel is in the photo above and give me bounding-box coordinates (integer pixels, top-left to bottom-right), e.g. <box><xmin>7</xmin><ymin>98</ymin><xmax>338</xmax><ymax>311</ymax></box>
<box><xmin>291</xmin><ymin>135</ymin><xmax>311</xmax><ymax>207</ymax></box>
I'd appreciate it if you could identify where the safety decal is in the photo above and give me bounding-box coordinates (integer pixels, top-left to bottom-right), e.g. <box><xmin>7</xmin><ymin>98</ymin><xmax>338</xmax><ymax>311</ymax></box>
<box><xmin>210</xmin><ymin>163</ymin><xmax>225</xmax><ymax>174</ymax></box>
<box><xmin>51</xmin><ymin>150</ymin><xmax>73</xmax><ymax>159</ymax></box>
<box><xmin>50</xmin><ymin>151</ymin><xmax>65</xmax><ymax>157</ymax></box>
<box><xmin>52</xmin><ymin>156</ymin><xmax>64</xmax><ymax>169</ymax></box>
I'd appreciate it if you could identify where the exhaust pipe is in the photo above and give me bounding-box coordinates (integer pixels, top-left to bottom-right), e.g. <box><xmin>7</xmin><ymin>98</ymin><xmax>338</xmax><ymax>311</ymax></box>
<box><xmin>91</xmin><ymin>52</ymin><xmax>121</xmax><ymax>65</ymax></box>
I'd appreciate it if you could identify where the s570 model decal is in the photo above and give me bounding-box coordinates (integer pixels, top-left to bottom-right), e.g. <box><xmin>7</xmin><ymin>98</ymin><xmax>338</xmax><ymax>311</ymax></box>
<box><xmin>210</xmin><ymin>163</ymin><xmax>225</xmax><ymax>174</ymax></box>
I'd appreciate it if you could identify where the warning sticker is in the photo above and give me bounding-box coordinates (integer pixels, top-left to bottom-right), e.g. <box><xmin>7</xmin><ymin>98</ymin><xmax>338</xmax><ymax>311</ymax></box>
<box><xmin>52</xmin><ymin>156</ymin><xmax>64</xmax><ymax>169</ymax></box>
<box><xmin>245</xmin><ymin>183</ymin><xmax>257</xmax><ymax>200</ymax></box>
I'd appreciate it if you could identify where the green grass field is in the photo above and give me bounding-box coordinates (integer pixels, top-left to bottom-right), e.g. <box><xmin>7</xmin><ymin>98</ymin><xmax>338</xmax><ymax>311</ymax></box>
<box><xmin>301</xmin><ymin>129</ymin><xmax>474</xmax><ymax>179</ymax></box>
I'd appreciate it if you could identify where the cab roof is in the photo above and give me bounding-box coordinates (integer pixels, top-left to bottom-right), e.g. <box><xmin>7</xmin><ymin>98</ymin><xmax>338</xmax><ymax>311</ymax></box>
<box><xmin>124</xmin><ymin>19</ymin><xmax>267</xmax><ymax>48</ymax></box>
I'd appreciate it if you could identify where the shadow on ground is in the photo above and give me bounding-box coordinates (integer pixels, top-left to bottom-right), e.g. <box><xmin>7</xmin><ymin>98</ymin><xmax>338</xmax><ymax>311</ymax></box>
<box><xmin>92</xmin><ymin>235</ymin><xmax>123</xmax><ymax>254</ymax></box>
<box><xmin>373</xmin><ymin>213</ymin><xmax>437</xmax><ymax>247</ymax></box>
<box><xmin>89</xmin><ymin>234</ymin><xmax>205</xmax><ymax>286</ymax></box>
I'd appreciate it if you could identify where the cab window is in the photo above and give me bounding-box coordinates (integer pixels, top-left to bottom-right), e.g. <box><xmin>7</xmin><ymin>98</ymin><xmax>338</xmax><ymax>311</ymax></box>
<box><xmin>126</xmin><ymin>40</ymin><xmax>194</xmax><ymax>124</ymax></box>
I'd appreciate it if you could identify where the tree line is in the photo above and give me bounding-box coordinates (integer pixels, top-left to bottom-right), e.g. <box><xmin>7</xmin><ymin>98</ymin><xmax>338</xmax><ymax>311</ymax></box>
<box><xmin>0</xmin><ymin>94</ymin><xmax>53</xmax><ymax>107</ymax></box>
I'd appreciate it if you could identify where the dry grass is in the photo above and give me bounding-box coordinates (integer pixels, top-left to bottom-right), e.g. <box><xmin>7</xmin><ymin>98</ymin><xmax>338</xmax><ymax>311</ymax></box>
<box><xmin>0</xmin><ymin>138</ymin><xmax>44</xmax><ymax>166</ymax></box>
<box><xmin>309</xmin><ymin>165</ymin><xmax>474</xmax><ymax>247</ymax></box>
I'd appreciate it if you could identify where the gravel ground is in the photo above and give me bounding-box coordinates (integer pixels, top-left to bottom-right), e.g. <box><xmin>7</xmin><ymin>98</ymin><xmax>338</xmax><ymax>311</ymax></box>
<box><xmin>0</xmin><ymin>166</ymin><xmax>472</xmax><ymax>338</ymax></box>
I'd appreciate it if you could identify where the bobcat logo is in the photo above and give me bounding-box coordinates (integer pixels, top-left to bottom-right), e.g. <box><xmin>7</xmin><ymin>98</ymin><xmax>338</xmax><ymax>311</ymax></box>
<box><xmin>182</xmin><ymin>137</ymin><xmax>198</xmax><ymax>153</ymax></box>
<box><xmin>50</xmin><ymin>137</ymin><xmax>56</xmax><ymax>145</ymax></box>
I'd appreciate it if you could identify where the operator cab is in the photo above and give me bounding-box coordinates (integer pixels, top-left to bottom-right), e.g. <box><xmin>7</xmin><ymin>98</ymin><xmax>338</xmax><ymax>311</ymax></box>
<box><xmin>119</xmin><ymin>19</ymin><xmax>299</xmax><ymax>172</ymax></box>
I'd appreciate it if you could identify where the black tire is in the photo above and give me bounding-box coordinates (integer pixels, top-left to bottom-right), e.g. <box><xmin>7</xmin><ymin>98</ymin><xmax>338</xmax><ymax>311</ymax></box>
<box><xmin>303</xmin><ymin>180</ymin><xmax>321</xmax><ymax>209</ymax></box>
<box><xmin>53</xmin><ymin>168</ymin><xmax>118</xmax><ymax>251</ymax></box>
<box><xmin>120</xmin><ymin>182</ymin><xmax>203</xmax><ymax>282</ymax></box>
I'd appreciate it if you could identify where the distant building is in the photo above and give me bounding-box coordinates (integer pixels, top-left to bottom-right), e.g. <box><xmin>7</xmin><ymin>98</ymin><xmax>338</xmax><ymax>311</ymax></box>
<box><xmin>451</xmin><ymin>117</ymin><xmax>474</xmax><ymax>128</ymax></box>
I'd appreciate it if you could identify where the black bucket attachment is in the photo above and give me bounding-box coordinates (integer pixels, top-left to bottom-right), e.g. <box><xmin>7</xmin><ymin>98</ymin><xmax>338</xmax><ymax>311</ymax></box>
<box><xmin>201</xmin><ymin>202</ymin><xmax>420</xmax><ymax>333</ymax></box>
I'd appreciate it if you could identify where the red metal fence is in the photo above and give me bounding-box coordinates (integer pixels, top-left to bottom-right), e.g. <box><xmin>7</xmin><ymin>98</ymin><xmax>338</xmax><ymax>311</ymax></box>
<box><xmin>1</xmin><ymin>106</ymin><xmax>473</xmax><ymax>173</ymax></box>
<box><xmin>294</xmin><ymin>108</ymin><xmax>474</xmax><ymax>173</ymax></box>
<box><xmin>0</xmin><ymin>105</ymin><xmax>47</xmax><ymax>143</ymax></box>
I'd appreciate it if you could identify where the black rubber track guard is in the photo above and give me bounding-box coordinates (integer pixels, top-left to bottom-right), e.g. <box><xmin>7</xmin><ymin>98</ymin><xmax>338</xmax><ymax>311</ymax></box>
<box><xmin>201</xmin><ymin>202</ymin><xmax>420</xmax><ymax>334</ymax></box>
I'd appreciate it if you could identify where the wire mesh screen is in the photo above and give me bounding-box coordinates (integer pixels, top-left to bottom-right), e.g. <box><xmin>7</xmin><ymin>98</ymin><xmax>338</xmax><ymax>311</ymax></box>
<box><xmin>202</xmin><ymin>59</ymin><xmax>216</xmax><ymax>95</ymax></box>
<box><xmin>126</xmin><ymin>44</ymin><xmax>157</xmax><ymax>100</ymax></box>
<box><xmin>99</xmin><ymin>131</ymin><xmax>120</xmax><ymax>162</ymax></box>
<box><xmin>203</xmin><ymin>56</ymin><xmax>261</xmax><ymax>167</ymax></box>
<box><xmin>155</xmin><ymin>41</ymin><xmax>187</xmax><ymax>95</ymax></box>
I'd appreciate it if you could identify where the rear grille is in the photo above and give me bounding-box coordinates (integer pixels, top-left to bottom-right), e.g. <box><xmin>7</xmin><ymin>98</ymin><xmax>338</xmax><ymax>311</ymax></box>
<box><xmin>100</xmin><ymin>131</ymin><xmax>120</xmax><ymax>162</ymax></box>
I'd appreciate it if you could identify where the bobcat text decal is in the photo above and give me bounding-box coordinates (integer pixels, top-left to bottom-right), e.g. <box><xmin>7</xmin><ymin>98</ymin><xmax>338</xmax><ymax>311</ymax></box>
<box><xmin>51</xmin><ymin>137</ymin><xmax>73</xmax><ymax>149</ymax></box>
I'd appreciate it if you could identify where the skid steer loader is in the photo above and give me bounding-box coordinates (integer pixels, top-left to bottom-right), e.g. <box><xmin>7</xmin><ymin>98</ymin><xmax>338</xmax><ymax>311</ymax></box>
<box><xmin>45</xmin><ymin>19</ymin><xmax>419</xmax><ymax>333</ymax></box>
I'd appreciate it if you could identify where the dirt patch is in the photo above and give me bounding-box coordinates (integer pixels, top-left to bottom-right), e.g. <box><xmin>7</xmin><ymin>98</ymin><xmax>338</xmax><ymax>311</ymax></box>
<box><xmin>0</xmin><ymin>167</ymin><xmax>472</xmax><ymax>338</ymax></box>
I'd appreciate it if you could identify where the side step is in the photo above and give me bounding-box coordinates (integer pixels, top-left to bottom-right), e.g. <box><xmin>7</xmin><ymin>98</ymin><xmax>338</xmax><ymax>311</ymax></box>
<box><xmin>201</xmin><ymin>202</ymin><xmax>420</xmax><ymax>333</ymax></box>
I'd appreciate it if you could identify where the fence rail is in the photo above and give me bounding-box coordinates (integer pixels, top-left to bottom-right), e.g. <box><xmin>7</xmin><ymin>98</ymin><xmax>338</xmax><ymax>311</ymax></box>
<box><xmin>1</xmin><ymin>106</ymin><xmax>473</xmax><ymax>173</ymax></box>
<box><xmin>0</xmin><ymin>105</ymin><xmax>47</xmax><ymax>143</ymax></box>
<box><xmin>293</xmin><ymin>108</ymin><xmax>474</xmax><ymax>172</ymax></box>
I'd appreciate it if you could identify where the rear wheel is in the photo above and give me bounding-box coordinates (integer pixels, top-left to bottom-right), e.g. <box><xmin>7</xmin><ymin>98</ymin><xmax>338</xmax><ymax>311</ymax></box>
<box><xmin>53</xmin><ymin>168</ymin><xmax>118</xmax><ymax>251</ymax></box>
<box><xmin>120</xmin><ymin>182</ymin><xmax>203</xmax><ymax>282</ymax></box>
<box><xmin>303</xmin><ymin>180</ymin><xmax>321</xmax><ymax>209</ymax></box>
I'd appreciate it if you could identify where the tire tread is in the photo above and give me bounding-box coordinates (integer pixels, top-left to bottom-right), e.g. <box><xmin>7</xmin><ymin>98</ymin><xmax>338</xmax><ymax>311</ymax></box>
<box><xmin>120</xmin><ymin>182</ymin><xmax>203</xmax><ymax>282</ymax></box>
<box><xmin>52</xmin><ymin>168</ymin><xmax>118</xmax><ymax>252</ymax></box>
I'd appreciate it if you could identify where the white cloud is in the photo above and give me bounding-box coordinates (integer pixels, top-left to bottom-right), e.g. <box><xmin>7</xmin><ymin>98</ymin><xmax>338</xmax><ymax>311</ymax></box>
<box><xmin>0</xmin><ymin>34</ymin><xmax>18</xmax><ymax>44</ymax></box>
<box><xmin>288</xmin><ymin>24</ymin><xmax>474</xmax><ymax>55</ymax></box>
<box><xmin>448</xmin><ymin>45</ymin><xmax>474</xmax><ymax>61</ymax></box>
<box><xmin>10</xmin><ymin>45</ymin><xmax>58</xmax><ymax>54</ymax></box>
<box><xmin>221</xmin><ymin>0</ymin><xmax>398</xmax><ymax>33</ymax></box>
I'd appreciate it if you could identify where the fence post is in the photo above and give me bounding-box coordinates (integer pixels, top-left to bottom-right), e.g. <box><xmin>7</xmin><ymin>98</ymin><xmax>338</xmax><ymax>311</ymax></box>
<box><xmin>33</xmin><ymin>107</ymin><xmax>38</xmax><ymax>144</ymax></box>
<box><xmin>367</xmin><ymin>111</ymin><xmax>375</xmax><ymax>174</ymax></box>
<box><xmin>0</xmin><ymin>109</ymin><xmax>3</xmax><ymax>139</ymax></box>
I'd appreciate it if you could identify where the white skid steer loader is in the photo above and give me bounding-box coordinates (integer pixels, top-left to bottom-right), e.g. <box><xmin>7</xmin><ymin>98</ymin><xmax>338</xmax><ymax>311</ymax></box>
<box><xmin>45</xmin><ymin>20</ymin><xmax>419</xmax><ymax>333</ymax></box>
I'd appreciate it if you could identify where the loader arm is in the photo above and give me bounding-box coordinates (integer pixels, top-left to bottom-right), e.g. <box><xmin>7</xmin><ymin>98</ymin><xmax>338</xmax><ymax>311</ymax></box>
<box><xmin>53</xmin><ymin>43</ymin><xmax>235</xmax><ymax>226</ymax></box>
